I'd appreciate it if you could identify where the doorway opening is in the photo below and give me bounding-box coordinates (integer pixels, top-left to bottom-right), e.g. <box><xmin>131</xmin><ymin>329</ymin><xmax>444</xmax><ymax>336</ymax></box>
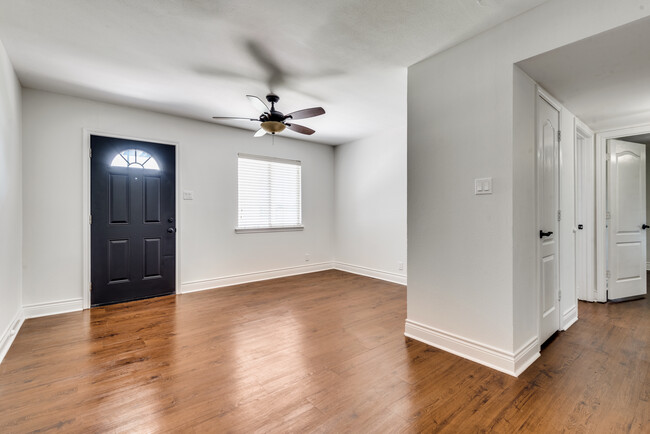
<box><xmin>598</xmin><ymin>131</ymin><xmax>650</xmax><ymax>302</ymax></box>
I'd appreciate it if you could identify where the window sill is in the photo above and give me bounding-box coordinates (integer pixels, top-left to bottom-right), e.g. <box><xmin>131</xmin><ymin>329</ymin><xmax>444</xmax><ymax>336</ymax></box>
<box><xmin>235</xmin><ymin>226</ymin><xmax>304</xmax><ymax>234</ymax></box>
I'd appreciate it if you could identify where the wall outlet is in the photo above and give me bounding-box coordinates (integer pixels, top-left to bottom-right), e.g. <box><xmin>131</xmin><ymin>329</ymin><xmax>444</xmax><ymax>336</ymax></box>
<box><xmin>398</xmin><ymin>261</ymin><xmax>404</xmax><ymax>271</ymax></box>
<box><xmin>305</xmin><ymin>253</ymin><xmax>310</xmax><ymax>262</ymax></box>
<box><xmin>183</xmin><ymin>190</ymin><xmax>194</xmax><ymax>200</ymax></box>
<box><xmin>474</xmin><ymin>177</ymin><xmax>492</xmax><ymax>195</ymax></box>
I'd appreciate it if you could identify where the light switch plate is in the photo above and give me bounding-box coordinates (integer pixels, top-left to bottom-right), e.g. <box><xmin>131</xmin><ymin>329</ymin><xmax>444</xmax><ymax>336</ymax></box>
<box><xmin>183</xmin><ymin>190</ymin><xmax>194</xmax><ymax>200</ymax></box>
<box><xmin>474</xmin><ymin>178</ymin><xmax>492</xmax><ymax>195</ymax></box>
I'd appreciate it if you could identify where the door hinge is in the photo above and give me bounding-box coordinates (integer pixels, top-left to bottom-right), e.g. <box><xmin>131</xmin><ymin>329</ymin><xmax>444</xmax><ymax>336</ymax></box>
<box><xmin>605</xmin><ymin>154</ymin><xmax>611</xmax><ymax>161</ymax></box>
<box><xmin>557</xmin><ymin>130</ymin><xmax>561</xmax><ymax>142</ymax></box>
<box><xmin>557</xmin><ymin>210</ymin><xmax>562</xmax><ymax>221</ymax></box>
<box><xmin>558</xmin><ymin>291</ymin><xmax>562</xmax><ymax>302</ymax></box>
<box><xmin>89</xmin><ymin>214</ymin><xmax>92</xmax><ymax>225</ymax></box>
<box><xmin>89</xmin><ymin>283</ymin><xmax>92</xmax><ymax>292</ymax></box>
<box><xmin>89</xmin><ymin>148</ymin><xmax>92</xmax><ymax>158</ymax></box>
<box><xmin>606</xmin><ymin>211</ymin><xmax>611</xmax><ymax>220</ymax></box>
<box><xmin>606</xmin><ymin>270</ymin><xmax>611</xmax><ymax>278</ymax></box>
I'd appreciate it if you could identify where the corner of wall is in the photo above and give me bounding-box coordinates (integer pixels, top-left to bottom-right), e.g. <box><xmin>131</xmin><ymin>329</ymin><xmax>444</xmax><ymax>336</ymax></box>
<box><xmin>0</xmin><ymin>308</ymin><xmax>25</xmax><ymax>364</ymax></box>
<box><xmin>405</xmin><ymin>319</ymin><xmax>539</xmax><ymax>377</ymax></box>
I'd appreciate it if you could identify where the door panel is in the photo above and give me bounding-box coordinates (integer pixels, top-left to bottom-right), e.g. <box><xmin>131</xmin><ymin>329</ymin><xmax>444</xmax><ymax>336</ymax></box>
<box><xmin>91</xmin><ymin>135</ymin><xmax>176</xmax><ymax>306</ymax></box>
<box><xmin>608</xmin><ymin>139</ymin><xmax>647</xmax><ymax>300</ymax></box>
<box><xmin>144</xmin><ymin>176</ymin><xmax>161</xmax><ymax>222</ymax></box>
<box><xmin>537</xmin><ymin>95</ymin><xmax>560</xmax><ymax>344</ymax></box>
<box><xmin>144</xmin><ymin>238</ymin><xmax>162</xmax><ymax>278</ymax></box>
<box><xmin>108</xmin><ymin>239</ymin><xmax>130</xmax><ymax>282</ymax></box>
<box><xmin>109</xmin><ymin>174</ymin><xmax>130</xmax><ymax>223</ymax></box>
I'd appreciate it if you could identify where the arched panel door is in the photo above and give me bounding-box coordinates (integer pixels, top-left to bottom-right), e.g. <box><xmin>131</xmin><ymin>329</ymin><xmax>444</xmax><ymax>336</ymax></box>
<box><xmin>608</xmin><ymin>139</ymin><xmax>647</xmax><ymax>300</ymax></box>
<box><xmin>91</xmin><ymin>135</ymin><xmax>176</xmax><ymax>306</ymax></box>
<box><xmin>537</xmin><ymin>95</ymin><xmax>560</xmax><ymax>344</ymax></box>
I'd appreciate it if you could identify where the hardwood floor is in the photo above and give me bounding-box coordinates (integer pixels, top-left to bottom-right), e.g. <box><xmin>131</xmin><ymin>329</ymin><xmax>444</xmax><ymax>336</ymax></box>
<box><xmin>0</xmin><ymin>270</ymin><xmax>648</xmax><ymax>432</ymax></box>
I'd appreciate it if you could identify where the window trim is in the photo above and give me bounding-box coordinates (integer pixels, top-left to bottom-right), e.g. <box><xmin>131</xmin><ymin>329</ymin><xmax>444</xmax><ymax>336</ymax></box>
<box><xmin>236</xmin><ymin>153</ymin><xmax>303</xmax><ymax>233</ymax></box>
<box><xmin>234</xmin><ymin>226</ymin><xmax>304</xmax><ymax>234</ymax></box>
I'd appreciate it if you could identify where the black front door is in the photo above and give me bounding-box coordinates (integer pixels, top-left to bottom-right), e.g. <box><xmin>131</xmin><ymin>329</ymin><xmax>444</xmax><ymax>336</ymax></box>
<box><xmin>91</xmin><ymin>135</ymin><xmax>176</xmax><ymax>306</ymax></box>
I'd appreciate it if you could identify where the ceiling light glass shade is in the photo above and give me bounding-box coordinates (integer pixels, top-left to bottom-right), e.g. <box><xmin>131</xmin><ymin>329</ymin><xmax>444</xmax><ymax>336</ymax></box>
<box><xmin>261</xmin><ymin>121</ymin><xmax>286</xmax><ymax>134</ymax></box>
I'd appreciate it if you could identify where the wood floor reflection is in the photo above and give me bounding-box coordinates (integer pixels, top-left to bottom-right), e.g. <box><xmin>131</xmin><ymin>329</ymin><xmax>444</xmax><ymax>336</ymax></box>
<box><xmin>0</xmin><ymin>270</ymin><xmax>647</xmax><ymax>432</ymax></box>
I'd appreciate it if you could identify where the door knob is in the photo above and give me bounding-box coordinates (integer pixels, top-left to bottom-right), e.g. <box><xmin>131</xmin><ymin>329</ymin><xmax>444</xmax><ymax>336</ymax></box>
<box><xmin>539</xmin><ymin>230</ymin><xmax>553</xmax><ymax>239</ymax></box>
<box><xmin>643</xmin><ymin>224</ymin><xmax>649</xmax><ymax>230</ymax></box>
<box><xmin>578</xmin><ymin>224</ymin><xmax>583</xmax><ymax>230</ymax></box>
<box><xmin>167</xmin><ymin>227</ymin><xmax>176</xmax><ymax>233</ymax></box>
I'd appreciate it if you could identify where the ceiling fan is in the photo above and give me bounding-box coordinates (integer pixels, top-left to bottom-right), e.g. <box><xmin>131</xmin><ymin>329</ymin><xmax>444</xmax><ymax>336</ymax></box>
<box><xmin>212</xmin><ymin>93</ymin><xmax>325</xmax><ymax>137</ymax></box>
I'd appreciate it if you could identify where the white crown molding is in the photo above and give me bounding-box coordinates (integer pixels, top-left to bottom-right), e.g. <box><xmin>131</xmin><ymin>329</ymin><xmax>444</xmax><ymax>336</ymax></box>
<box><xmin>405</xmin><ymin>319</ymin><xmax>540</xmax><ymax>377</ymax></box>
<box><xmin>0</xmin><ymin>308</ymin><xmax>25</xmax><ymax>364</ymax></box>
<box><xmin>23</xmin><ymin>298</ymin><xmax>84</xmax><ymax>319</ymax></box>
<box><xmin>333</xmin><ymin>262</ymin><xmax>406</xmax><ymax>285</ymax></box>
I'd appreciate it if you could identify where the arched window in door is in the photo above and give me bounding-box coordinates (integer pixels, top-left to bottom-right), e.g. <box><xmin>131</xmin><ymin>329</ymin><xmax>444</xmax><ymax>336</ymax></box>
<box><xmin>110</xmin><ymin>149</ymin><xmax>160</xmax><ymax>170</ymax></box>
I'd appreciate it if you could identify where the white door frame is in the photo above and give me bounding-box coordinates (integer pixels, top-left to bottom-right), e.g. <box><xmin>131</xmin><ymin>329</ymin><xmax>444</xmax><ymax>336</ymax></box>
<box><xmin>574</xmin><ymin>119</ymin><xmax>596</xmax><ymax>301</ymax></box>
<box><xmin>81</xmin><ymin>129</ymin><xmax>181</xmax><ymax>310</ymax></box>
<box><xmin>536</xmin><ymin>87</ymin><xmax>562</xmax><ymax>343</ymax></box>
<box><xmin>595</xmin><ymin>122</ymin><xmax>650</xmax><ymax>302</ymax></box>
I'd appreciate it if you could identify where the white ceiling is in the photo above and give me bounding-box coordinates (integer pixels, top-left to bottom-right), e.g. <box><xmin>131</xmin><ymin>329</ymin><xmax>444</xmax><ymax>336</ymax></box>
<box><xmin>517</xmin><ymin>15</ymin><xmax>650</xmax><ymax>133</ymax></box>
<box><xmin>0</xmin><ymin>0</ymin><xmax>548</xmax><ymax>145</ymax></box>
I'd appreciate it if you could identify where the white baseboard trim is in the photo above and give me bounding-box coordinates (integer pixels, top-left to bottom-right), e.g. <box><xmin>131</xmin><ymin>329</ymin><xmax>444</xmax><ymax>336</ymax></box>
<box><xmin>646</xmin><ymin>262</ymin><xmax>650</xmax><ymax>271</ymax></box>
<box><xmin>0</xmin><ymin>308</ymin><xmax>25</xmax><ymax>364</ymax></box>
<box><xmin>23</xmin><ymin>298</ymin><xmax>84</xmax><ymax>319</ymax></box>
<box><xmin>181</xmin><ymin>262</ymin><xmax>334</xmax><ymax>294</ymax></box>
<box><xmin>513</xmin><ymin>336</ymin><xmax>540</xmax><ymax>376</ymax></box>
<box><xmin>333</xmin><ymin>262</ymin><xmax>407</xmax><ymax>285</ymax></box>
<box><xmin>561</xmin><ymin>306</ymin><xmax>578</xmax><ymax>331</ymax></box>
<box><xmin>404</xmin><ymin>319</ymin><xmax>539</xmax><ymax>377</ymax></box>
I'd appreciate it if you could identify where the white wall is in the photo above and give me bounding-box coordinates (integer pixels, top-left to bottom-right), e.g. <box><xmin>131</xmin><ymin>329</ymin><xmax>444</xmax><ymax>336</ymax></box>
<box><xmin>0</xmin><ymin>40</ymin><xmax>23</xmax><ymax>362</ymax></box>
<box><xmin>512</xmin><ymin>66</ymin><xmax>537</xmax><ymax>353</ymax></box>
<box><xmin>21</xmin><ymin>89</ymin><xmax>334</xmax><ymax>308</ymax></box>
<box><xmin>334</xmin><ymin>108</ymin><xmax>407</xmax><ymax>284</ymax></box>
<box><xmin>407</xmin><ymin>0</ymin><xmax>650</xmax><ymax>375</ymax></box>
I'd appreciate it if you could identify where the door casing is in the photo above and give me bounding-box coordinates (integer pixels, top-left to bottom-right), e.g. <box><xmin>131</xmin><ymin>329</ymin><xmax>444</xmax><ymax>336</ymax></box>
<box><xmin>82</xmin><ymin>129</ymin><xmax>181</xmax><ymax>310</ymax></box>
<box><xmin>595</xmin><ymin>123</ymin><xmax>650</xmax><ymax>302</ymax></box>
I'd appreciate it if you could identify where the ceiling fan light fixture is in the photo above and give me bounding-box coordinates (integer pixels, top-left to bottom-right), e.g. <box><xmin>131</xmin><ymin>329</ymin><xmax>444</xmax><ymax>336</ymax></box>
<box><xmin>261</xmin><ymin>121</ymin><xmax>286</xmax><ymax>134</ymax></box>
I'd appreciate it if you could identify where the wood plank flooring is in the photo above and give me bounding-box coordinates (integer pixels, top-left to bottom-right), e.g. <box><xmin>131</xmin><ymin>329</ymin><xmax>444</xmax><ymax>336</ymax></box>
<box><xmin>0</xmin><ymin>270</ymin><xmax>648</xmax><ymax>432</ymax></box>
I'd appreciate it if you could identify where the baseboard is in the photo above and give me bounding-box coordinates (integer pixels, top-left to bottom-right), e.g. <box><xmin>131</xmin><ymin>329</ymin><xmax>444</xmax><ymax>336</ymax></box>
<box><xmin>405</xmin><ymin>319</ymin><xmax>538</xmax><ymax>377</ymax></box>
<box><xmin>0</xmin><ymin>308</ymin><xmax>25</xmax><ymax>364</ymax></box>
<box><xmin>333</xmin><ymin>262</ymin><xmax>407</xmax><ymax>285</ymax></box>
<box><xmin>561</xmin><ymin>305</ymin><xmax>578</xmax><ymax>331</ymax></box>
<box><xmin>513</xmin><ymin>336</ymin><xmax>540</xmax><ymax>376</ymax></box>
<box><xmin>181</xmin><ymin>262</ymin><xmax>334</xmax><ymax>294</ymax></box>
<box><xmin>646</xmin><ymin>262</ymin><xmax>650</xmax><ymax>271</ymax></box>
<box><xmin>23</xmin><ymin>298</ymin><xmax>84</xmax><ymax>319</ymax></box>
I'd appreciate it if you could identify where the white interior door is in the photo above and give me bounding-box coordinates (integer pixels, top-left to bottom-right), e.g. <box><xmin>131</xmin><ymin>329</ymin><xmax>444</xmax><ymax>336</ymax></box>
<box><xmin>537</xmin><ymin>95</ymin><xmax>560</xmax><ymax>344</ymax></box>
<box><xmin>608</xmin><ymin>139</ymin><xmax>647</xmax><ymax>300</ymax></box>
<box><xmin>575</xmin><ymin>128</ymin><xmax>596</xmax><ymax>301</ymax></box>
<box><xmin>576</xmin><ymin>134</ymin><xmax>587</xmax><ymax>301</ymax></box>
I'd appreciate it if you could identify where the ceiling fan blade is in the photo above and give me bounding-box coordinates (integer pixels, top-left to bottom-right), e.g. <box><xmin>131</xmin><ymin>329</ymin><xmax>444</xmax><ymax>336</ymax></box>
<box><xmin>254</xmin><ymin>128</ymin><xmax>267</xmax><ymax>137</ymax></box>
<box><xmin>286</xmin><ymin>123</ymin><xmax>315</xmax><ymax>135</ymax></box>
<box><xmin>212</xmin><ymin>116</ymin><xmax>260</xmax><ymax>121</ymax></box>
<box><xmin>246</xmin><ymin>95</ymin><xmax>270</xmax><ymax>113</ymax></box>
<box><xmin>285</xmin><ymin>107</ymin><xmax>325</xmax><ymax>120</ymax></box>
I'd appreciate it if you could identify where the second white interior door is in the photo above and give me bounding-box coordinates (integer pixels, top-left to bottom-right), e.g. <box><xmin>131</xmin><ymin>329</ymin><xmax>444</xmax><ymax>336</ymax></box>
<box><xmin>537</xmin><ymin>94</ymin><xmax>560</xmax><ymax>344</ymax></box>
<box><xmin>608</xmin><ymin>139</ymin><xmax>647</xmax><ymax>300</ymax></box>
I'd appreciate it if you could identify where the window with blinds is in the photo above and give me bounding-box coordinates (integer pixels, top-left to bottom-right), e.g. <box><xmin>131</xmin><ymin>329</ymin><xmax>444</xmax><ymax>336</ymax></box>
<box><xmin>236</xmin><ymin>153</ymin><xmax>303</xmax><ymax>232</ymax></box>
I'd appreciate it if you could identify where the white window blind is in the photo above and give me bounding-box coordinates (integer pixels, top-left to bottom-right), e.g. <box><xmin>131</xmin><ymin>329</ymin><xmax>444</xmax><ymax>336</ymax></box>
<box><xmin>237</xmin><ymin>154</ymin><xmax>302</xmax><ymax>232</ymax></box>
